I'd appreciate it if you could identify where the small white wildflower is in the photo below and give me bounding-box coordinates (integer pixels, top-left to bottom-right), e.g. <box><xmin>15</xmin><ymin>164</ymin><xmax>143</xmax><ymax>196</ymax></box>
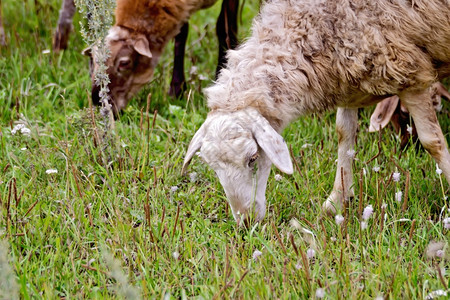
<box><xmin>306</xmin><ymin>248</ymin><xmax>315</xmax><ymax>259</ymax></box>
<box><xmin>373</xmin><ymin>166</ymin><xmax>380</xmax><ymax>173</ymax></box>
<box><xmin>274</xmin><ymin>174</ymin><xmax>283</xmax><ymax>181</ymax></box>
<box><xmin>189</xmin><ymin>172</ymin><xmax>198</xmax><ymax>182</ymax></box>
<box><xmin>395</xmin><ymin>191</ymin><xmax>403</xmax><ymax>202</ymax></box>
<box><xmin>172</xmin><ymin>251</ymin><xmax>180</xmax><ymax>260</ymax></box>
<box><xmin>346</xmin><ymin>149</ymin><xmax>356</xmax><ymax>159</ymax></box>
<box><xmin>121</xmin><ymin>143</ymin><xmax>128</xmax><ymax>148</ymax></box>
<box><xmin>252</xmin><ymin>250</ymin><xmax>262</xmax><ymax>261</ymax></box>
<box><xmin>301</xmin><ymin>143</ymin><xmax>312</xmax><ymax>148</ymax></box>
<box><xmin>330</xmin><ymin>236</ymin><xmax>337</xmax><ymax>242</ymax></box>
<box><xmin>170</xmin><ymin>186</ymin><xmax>178</xmax><ymax>193</ymax></box>
<box><xmin>443</xmin><ymin>218</ymin><xmax>450</xmax><ymax>229</ymax></box>
<box><xmin>406</xmin><ymin>124</ymin><xmax>413</xmax><ymax>135</ymax></box>
<box><xmin>295</xmin><ymin>262</ymin><xmax>302</xmax><ymax>270</ymax></box>
<box><xmin>45</xmin><ymin>169</ymin><xmax>58</xmax><ymax>174</ymax></box>
<box><xmin>426</xmin><ymin>289</ymin><xmax>447</xmax><ymax>299</ymax></box>
<box><xmin>392</xmin><ymin>172</ymin><xmax>401</xmax><ymax>182</ymax></box>
<box><xmin>436</xmin><ymin>250</ymin><xmax>444</xmax><ymax>258</ymax></box>
<box><xmin>360</xmin><ymin>221</ymin><xmax>367</xmax><ymax>230</ymax></box>
<box><xmin>335</xmin><ymin>214</ymin><xmax>345</xmax><ymax>225</ymax></box>
<box><xmin>426</xmin><ymin>241</ymin><xmax>445</xmax><ymax>259</ymax></box>
<box><xmin>198</xmin><ymin>74</ymin><xmax>209</xmax><ymax>81</ymax></box>
<box><xmin>20</xmin><ymin>147</ymin><xmax>27</xmax><ymax>151</ymax></box>
<box><xmin>42</xmin><ymin>49</ymin><xmax>51</xmax><ymax>54</ymax></box>
<box><xmin>362</xmin><ymin>168</ymin><xmax>367</xmax><ymax>176</ymax></box>
<box><xmin>381</xmin><ymin>203</ymin><xmax>387</xmax><ymax>209</ymax></box>
<box><xmin>11</xmin><ymin>124</ymin><xmax>31</xmax><ymax>136</ymax></box>
<box><xmin>20</xmin><ymin>127</ymin><xmax>31</xmax><ymax>136</ymax></box>
<box><xmin>315</xmin><ymin>288</ymin><xmax>325</xmax><ymax>299</ymax></box>
<box><xmin>362</xmin><ymin>205</ymin><xmax>374</xmax><ymax>220</ymax></box>
<box><xmin>436</xmin><ymin>164</ymin><xmax>443</xmax><ymax>175</ymax></box>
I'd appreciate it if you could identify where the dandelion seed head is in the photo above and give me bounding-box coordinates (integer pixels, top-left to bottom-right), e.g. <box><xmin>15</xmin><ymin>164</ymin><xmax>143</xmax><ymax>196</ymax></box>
<box><xmin>252</xmin><ymin>250</ymin><xmax>262</xmax><ymax>261</ymax></box>
<box><xmin>395</xmin><ymin>191</ymin><xmax>403</xmax><ymax>202</ymax></box>
<box><xmin>392</xmin><ymin>172</ymin><xmax>401</xmax><ymax>182</ymax></box>
<box><xmin>346</xmin><ymin>149</ymin><xmax>356</xmax><ymax>159</ymax></box>
<box><xmin>362</xmin><ymin>205</ymin><xmax>374</xmax><ymax>220</ymax></box>
<box><xmin>46</xmin><ymin>169</ymin><xmax>58</xmax><ymax>174</ymax></box>
<box><xmin>306</xmin><ymin>248</ymin><xmax>315</xmax><ymax>259</ymax></box>
<box><xmin>315</xmin><ymin>288</ymin><xmax>325</xmax><ymax>299</ymax></box>
<box><xmin>443</xmin><ymin>218</ymin><xmax>450</xmax><ymax>229</ymax></box>
<box><xmin>360</xmin><ymin>221</ymin><xmax>367</xmax><ymax>230</ymax></box>
<box><xmin>335</xmin><ymin>214</ymin><xmax>344</xmax><ymax>225</ymax></box>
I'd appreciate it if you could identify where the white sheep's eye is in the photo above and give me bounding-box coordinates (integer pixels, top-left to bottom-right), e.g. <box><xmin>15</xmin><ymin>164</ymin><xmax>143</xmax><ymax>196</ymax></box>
<box><xmin>248</xmin><ymin>153</ymin><xmax>259</xmax><ymax>167</ymax></box>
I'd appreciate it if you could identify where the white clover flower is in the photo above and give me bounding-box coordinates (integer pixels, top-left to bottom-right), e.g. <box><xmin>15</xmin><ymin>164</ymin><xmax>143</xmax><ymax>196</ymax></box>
<box><xmin>306</xmin><ymin>248</ymin><xmax>315</xmax><ymax>259</ymax></box>
<box><xmin>45</xmin><ymin>169</ymin><xmax>58</xmax><ymax>174</ymax></box>
<box><xmin>406</xmin><ymin>124</ymin><xmax>413</xmax><ymax>135</ymax></box>
<box><xmin>170</xmin><ymin>186</ymin><xmax>178</xmax><ymax>192</ymax></box>
<box><xmin>360</xmin><ymin>221</ymin><xmax>367</xmax><ymax>230</ymax></box>
<box><xmin>395</xmin><ymin>191</ymin><xmax>403</xmax><ymax>202</ymax></box>
<box><xmin>315</xmin><ymin>288</ymin><xmax>325</xmax><ymax>299</ymax></box>
<box><xmin>362</xmin><ymin>205</ymin><xmax>374</xmax><ymax>220</ymax></box>
<box><xmin>392</xmin><ymin>172</ymin><xmax>401</xmax><ymax>182</ymax></box>
<box><xmin>373</xmin><ymin>166</ymin><xmax>380</xmax><ymax>173</ymax></box>
<box><xmin>443</xmin><ymin>218</ymin><xmax>450</xmax><ymax>229</ymax></box>
<box><xmin>11</xmin><ymin>124</ymin><xmax>31</xmax><ymax>136</ymax></box>
<box><xmin>346</xmin><ymin>149</ymin><xmax>356</xmax><ymax>159</ymax></box>
<box><xmin>436</xmin><ymin>164</ymin><xmax>443</xmax><ymax>175</ymax></box>
<box><xmin>335</xmin><ymin>214</ymin><xmax>344</xmax><ymax>225</ymax></box>
<box><xmin>274</xmin><ymin>174</ymin><xmax>283</xmax><ymax>181</ymax></box>
<box><xmin>172</xmin><ymin>251</ymin><xmax>180</xmax><ymax>260</ymax></box>
<box><xmin>252</xmin><ymin>250</ymin><xmax>262</xmax><ymax>261</ymax></box>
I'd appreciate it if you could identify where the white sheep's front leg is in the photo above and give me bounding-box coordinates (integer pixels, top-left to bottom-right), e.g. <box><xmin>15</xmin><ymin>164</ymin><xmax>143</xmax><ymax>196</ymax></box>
<box><xmin>323</xmin><ymin>108</ymin><xmax>358</xmax><ymax>214</ymax></box>
<box><xmin>401</xmin><ymin>90</ymin><xmax>450</xmax><ymax>184</ymax></box>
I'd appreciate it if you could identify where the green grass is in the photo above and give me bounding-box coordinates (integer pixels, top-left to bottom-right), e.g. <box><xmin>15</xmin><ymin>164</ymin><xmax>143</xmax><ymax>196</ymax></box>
<box><xmin>0</xmin><ymin>0</ymin><xmax>449</xmax><ymax>298</ymax></box>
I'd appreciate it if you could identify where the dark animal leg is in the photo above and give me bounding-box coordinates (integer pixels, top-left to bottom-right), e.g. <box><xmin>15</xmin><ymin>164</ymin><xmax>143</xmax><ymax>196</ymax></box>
<box><xmin>53</xmin><ymin>0</ymin><xmax>76</xmax><ymax>52</ymax></box>
<box><xmin>216</xmin><ymin>0</ymin><xmax>239</xmax><ymax>78</ymax></box>
<box><xmin>169</xmin><ymin>22</ymin><xmax>189</xmax><ymax>98</ymax></box>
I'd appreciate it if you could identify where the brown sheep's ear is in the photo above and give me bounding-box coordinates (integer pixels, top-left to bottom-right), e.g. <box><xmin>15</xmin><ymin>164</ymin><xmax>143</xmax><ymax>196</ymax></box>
<box><xmin>82</xmin><ymin>47</ymin><xmax>92</xmax><ymax>57</ymax></box>
<box><xmin>133</xmin><ymin>35</ymin><xmax>152</xmax><ymax>59</ymax></box>
<box><xmin>182</xmin><ymin>124</ymin><xmax>206</xmax><ymax>175</ymax></box>
<box><xmin>369</xmin><ymin>96</ymin><xmax>399</xmax><ymax>132</ymax></box>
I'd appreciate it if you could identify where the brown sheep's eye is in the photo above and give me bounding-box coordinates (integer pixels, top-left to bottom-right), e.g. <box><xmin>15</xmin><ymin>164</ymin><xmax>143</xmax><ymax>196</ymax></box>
<box><xmin>248</xmin><ymin>153</ymin><xmax>259</xmax><ymax>167</ymax></box>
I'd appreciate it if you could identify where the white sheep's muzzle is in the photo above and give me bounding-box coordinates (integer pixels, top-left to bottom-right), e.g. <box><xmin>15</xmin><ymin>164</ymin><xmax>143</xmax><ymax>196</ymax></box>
<box><xmin>183</xmin><ymin>108</ymin><xmax>293</xmax><ymax>225</ymax></box>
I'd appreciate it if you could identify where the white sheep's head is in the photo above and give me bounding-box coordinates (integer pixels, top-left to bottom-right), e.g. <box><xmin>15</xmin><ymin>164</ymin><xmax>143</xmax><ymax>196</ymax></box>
<box><xmin>183</xmin><ymin>108</ymin><xmax>293</xmax><ymax>225</ymax></box>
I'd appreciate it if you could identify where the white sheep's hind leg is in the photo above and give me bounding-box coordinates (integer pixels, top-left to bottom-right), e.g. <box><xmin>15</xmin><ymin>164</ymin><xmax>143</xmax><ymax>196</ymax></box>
<box><xmin>323</xmin><ymin>108</ymin><xmax>358</xmax><ymax>215</ymax></box>
<box><xmin>401</xmin><ymin>90</ymin><xmax>450</xmax><ymax>184</ymax></box>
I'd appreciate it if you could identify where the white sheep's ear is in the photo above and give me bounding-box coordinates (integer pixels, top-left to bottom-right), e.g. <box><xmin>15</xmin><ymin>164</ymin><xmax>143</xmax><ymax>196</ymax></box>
<box><xmin>182</xmin><ymin>124</ymin><xmax>206</xmax><ymax>174</ymax></box>
<box><xmin>133</xmin><ymin>35</ymin><xmax>152</xmax><ymax>59</ymax></box>
<box><xmin>369</xmin><ymin>96</ymin><xmax>399</xmax><ymax>132</ymax></box>
<box><xmin>251</xmin><ymin>117</ymin><xmax>293</xmax><ymax>174</ymax></box>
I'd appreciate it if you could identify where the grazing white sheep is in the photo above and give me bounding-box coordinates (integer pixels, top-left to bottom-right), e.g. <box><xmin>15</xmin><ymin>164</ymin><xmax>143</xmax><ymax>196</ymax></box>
<box><xmin>183</xmin><ymin>0</ymin><xmax>450</xmax><ymax>224</ymax></box>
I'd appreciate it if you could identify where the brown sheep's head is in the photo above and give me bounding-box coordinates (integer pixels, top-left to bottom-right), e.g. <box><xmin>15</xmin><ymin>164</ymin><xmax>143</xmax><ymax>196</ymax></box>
<box><xmin>84</xmin><ymin>26</ymin><xmax>161</xmax><ymax>114</ymax></box>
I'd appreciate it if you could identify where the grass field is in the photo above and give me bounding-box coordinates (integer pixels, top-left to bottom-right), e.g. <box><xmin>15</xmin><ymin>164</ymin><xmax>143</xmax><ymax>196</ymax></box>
<box><xmin>0</xmin><ymin>0</ymin><xmax>449</xmax><ymax>298</ymax></box>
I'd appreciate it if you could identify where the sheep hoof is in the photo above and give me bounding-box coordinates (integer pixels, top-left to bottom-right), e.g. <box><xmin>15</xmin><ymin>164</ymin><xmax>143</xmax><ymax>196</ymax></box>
<box><xmin>322</xmin><ymin>190</ymin><xmax>353</xmax><ymax>216</ymax></box>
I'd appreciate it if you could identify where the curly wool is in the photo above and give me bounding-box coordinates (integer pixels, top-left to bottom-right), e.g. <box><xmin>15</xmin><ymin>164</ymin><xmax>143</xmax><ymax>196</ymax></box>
<box><xmin>206</xmin><ymin>0</ymin><xmax>450</xmax><ymax>129</ymax></box>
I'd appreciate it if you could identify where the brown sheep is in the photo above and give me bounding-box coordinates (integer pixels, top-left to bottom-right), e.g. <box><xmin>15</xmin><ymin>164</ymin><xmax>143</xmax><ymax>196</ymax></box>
<box><xmin>86</xmin><ymin>0</ymin><xmax>240</xmax><ymax>113</ymax></box>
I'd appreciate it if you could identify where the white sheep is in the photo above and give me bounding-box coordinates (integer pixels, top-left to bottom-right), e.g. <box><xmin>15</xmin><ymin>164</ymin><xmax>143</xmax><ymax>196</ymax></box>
<box><xmin>183</xmin><ymin>0</ymin><xmax>450</xmax><ymax>224</ymax></box>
